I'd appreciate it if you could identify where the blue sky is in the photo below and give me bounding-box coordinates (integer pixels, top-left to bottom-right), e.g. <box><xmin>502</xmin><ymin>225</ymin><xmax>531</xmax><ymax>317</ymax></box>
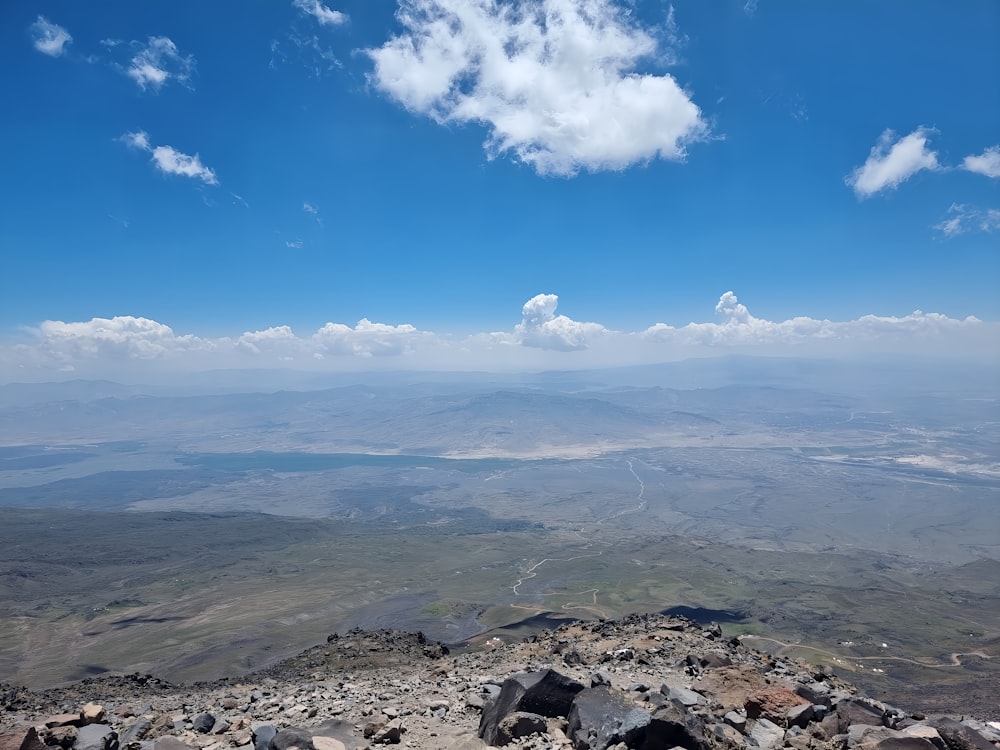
<box><xmin>1</xmin><ymin>1</ymin><xmax>998</xmax><ymax>379</ymax></box>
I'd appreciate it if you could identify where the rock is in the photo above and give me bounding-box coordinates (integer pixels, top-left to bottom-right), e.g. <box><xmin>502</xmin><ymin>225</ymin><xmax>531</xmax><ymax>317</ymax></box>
<box><xmin>120</xmin><ymin>718</ymin><xmax>152</xmax><ymax>746</ymax></box>
<box><xmin>723</xmin><ymin>711</ymin><xmax>746</xmax><ymax>733</ymax></box>
<box><xmin>42</xmin><ymin>716</ymin><xmax>79</xmax><ymax>730</ymax></box>
<box><xmin>749</xmin><ymin>718</ymin><xmax>785</xmax><ymax>750</ymax></box>
<box><xmin>151</xmin><ymin>740</ymin><xmax>197</xmax><ymax>750</ymax></box>
<box><xmin>660</xmin><ymin>684</ymin><xmax>702</xmax><ymax>708</ymax></box>
<box><xmin>81</xmin><ymin>705</ymin><xmax>106</xmax><ymax>726</ymax></box>
<box><xmin>251</xmin><ymin>726</ymin><xmax>276</xmax><ymax>750</ymax></box>
<box><xmin>40</xmin><ymin>727</ymin><xmax>76</xmax><ymax>748</ymax></box>
<box><xmin>10</xmin><ymin>728</ymin><xmax>46</xmax><ymax>750</ymax></box>
<box><xmin>837</xmin><ymin>699</ymin><xmax>887</xmax><ymax>732</ymax></box>
<box><xmin>931</xmin><ymin>719</ymin><xmax>995</xmax><ymax>750</ymax></box>
<box><xmin>75</xmin><ymin>725</ymin><xmax>118</xmax><ymax>750</ymax></box>
<box><xmin>191</xmin><ymin>715</ymin><xmax>215</xmax><ymax>735</ymax></box>
<box><xmin>795</xmin><ymin>682</ymin><xmax>833</xmax><ymax>707</ymax></box>
<box><xmin>745</xmin><ymin>687</ymin><xmax>810</xmax><ymax>724</ymax></box>
<box><xmin>699</xmin><ymin>653</ymin><xmax>733</xmax><ymax>669</ymax></box>
<box><xmin>591</xmin><ymin>672</ymin><xmax>613</xmax><ymax>688</ymax></box>
<box><xmin>642</xmin><ymin>701</ymin><xmax>711</xmax><ymax>750</ymax></box>
<box><xmin>478</xmin><ymin>669</ymin><xmax>584</xmax><ymax>746</ymax></box>
<box><xmin>309</xmin><ymin>739</ymin><xmax>345</xmax><ymax>750</ymax></box>
<box><xmin>269</xmin><ymin>729</ymin><xmax>315</xmax><ymax>750</ymax></box>
<box><xmin>901</xmin><ymin>725</ymin><xmax>945</xmax><ymax>750</ymax></box>
<box><xmin>787</xmin><ymin>703</ymin><xmax>815</xmax><ymax>729</ymax></box>
<box><xmin>495</xmin><ymin>713</ymin><xmax>547</xmax><ymax>746</ymax></box>
<box><xmin>372</xmin><ymin>718</ymin><xmax>404</xmax><ymax>745</ymax></box>
<box><xmin>566</xmin><ymin>686</ymin><xmax>649</xmax><ymax>750</ymax></box>
<box><xmin>711</xmin><ymin>721</ymin><xmax>745</xmax><ymax>748</ymax></box>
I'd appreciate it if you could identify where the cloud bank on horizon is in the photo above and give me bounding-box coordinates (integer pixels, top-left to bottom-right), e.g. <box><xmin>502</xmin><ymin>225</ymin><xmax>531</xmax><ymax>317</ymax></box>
<box><xmin>4</xmin><ymin>292</ymin><xmax>993</xmax><ymax>381</ymax></box>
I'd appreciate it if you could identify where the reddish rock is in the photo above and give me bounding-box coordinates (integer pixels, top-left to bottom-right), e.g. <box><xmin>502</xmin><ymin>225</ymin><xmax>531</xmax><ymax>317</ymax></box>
<box><xmin>745</xmin><ymin>687</ymin><xmax>810</xmax><ymax>724</ymax></box>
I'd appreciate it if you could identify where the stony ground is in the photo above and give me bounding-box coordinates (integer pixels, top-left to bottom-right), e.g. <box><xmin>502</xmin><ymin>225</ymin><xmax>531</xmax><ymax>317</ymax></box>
<box><xmin>2</xmin><ymin>614</ymin><xmax>998</xmax><ymax>750</ymax></box>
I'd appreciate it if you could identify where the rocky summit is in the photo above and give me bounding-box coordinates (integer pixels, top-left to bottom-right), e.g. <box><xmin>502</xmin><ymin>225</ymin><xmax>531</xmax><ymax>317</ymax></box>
<box><xmin>1</xmin><ymin>614</ymin><xmax>997</xmax><ymax>750</ymax></box>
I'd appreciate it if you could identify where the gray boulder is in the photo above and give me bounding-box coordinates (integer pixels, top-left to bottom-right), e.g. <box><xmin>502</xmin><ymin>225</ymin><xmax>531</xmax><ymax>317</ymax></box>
<box><xmin>75</xmin><ymin>725</ymin><xmax>118</xmax><ymax>750</ymax></box>
<box><xmin>252</xmin><ymin>725</ymin><xmax>277</xmax><ymax>750</ymax></box>
<box><xmin>496</xmin><ymin>713</ymin><xmax>547</xmax><ymax>745</ymax></box>
<box><xmin>932</xmin><ymin>719</ymin><xmax>996</xmax><ymax>750</ymax></box>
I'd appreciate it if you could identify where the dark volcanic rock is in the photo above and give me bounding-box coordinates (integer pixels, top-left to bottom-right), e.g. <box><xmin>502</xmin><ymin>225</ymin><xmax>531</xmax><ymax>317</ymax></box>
<box><xmin>567</xmin><ymin>685</ymin><xmax>650</xmax><ymax>750</ymax></box>
<box><xmin>478</xmin><ymin>669</ymin><xmax>584</xmax><ymax>746</ymax></box>
<box><xmin>269</xmin><ymin>729</ymin><xmax>316</xmax><ymax>750</ymax></box>
<box><xmin>252</xmin><ymin>725</ymin><xmax>277</xmax><ymax>750</ymax></box>
<box><xmin>190</xmin><ymin>714</ymin><xmax>214</xmax><ymax>735</ymax></box>
<box><xmin>641</xmin><ymin>701</ymin><xmax>711</xmax><ymax>750</ymax></box>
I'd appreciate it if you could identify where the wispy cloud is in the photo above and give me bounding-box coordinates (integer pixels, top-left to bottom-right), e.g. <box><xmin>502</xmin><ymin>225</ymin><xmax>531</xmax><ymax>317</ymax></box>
<box><xmin>962</xmin><ymin>146</ymin><xmax>1000</xmax><ymax>179</ymax></box>
<box><xmin>934</xmin><ymin>203</ymin><xmax>1000</xmax><ymax>238</ymax></box>
<box><xmin>120</xmin><ymin>130</ymin><xmax>219</xmax><ymax>185</ymax></box>
<box><xmin>847</xmin><ymin>127</ymin><xmax>939</xmax><ymax>198</ymax></box>
<box><xmin>29</xmin><ymin>16</ymin><xmax>72</xmax><ymax>57</ymax></box>
<box><xmin>126</xmin><ymin>37</ymin><xmax>195</xmax><ymax>91</ymax></box>
<box><xmin>368</xmin><ymin>0</ymin><xmax>707</xmax><ymax>176</ymax></box>
<box><xmin>286</xmin><ymin>239</ymin><xmax>305</xmax><ymax>248</ymax></box>
<box><xmin>293</xmin><ymin>0</ymin><xmax>348</xmax><ymax>26</ymax></box>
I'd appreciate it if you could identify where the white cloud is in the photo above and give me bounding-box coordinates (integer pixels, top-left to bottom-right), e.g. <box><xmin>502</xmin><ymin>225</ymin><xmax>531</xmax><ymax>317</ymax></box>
<box><xmin>30</xmin><ymin>16</ymin><xmax>72</xmax><ymax>57</ymax></box>
<box><xmin>120</xmin><ymin>130</ymin><xmax>219</xmax><ymax>185</ymax></box>
<box><xmin>368</xmin><ymin>0</ymin><xmax>707</xmax><ymax>176</ymax></box>
<box><xmin>303</xmin><ymin>202</ymin><xmax>319</xmax><ymax>214</ymax></box>
<box><xmin>5</xmin><ymin>293</ymin><xmax>994</xmax><ymax>380</ymax></box>
<box><xmin>36</xmin><ymin>316</ymin><xmax>211</xmax><ymax>361</ymax></box>
<box><xmin>312</xmin><ymin>319</ymin><xmax>434</xmax><ymax>357</ymax></box>
<box><xmin>121</xmin><ymin>130</ymin><xmax>151</xmax><ymax>151</ymax></box>
<box><xmin>644</xmin><ymin>291</ymin><xmax>985</xmax><ymax>348</ymax></box>
<box><xmin>962</xmin><ymin>146</ymin><xmax>1000</xmax><ymax>179</ymax></box>
<box><xmin>506</xmin><ymin>294</ymin><xmax>608</xmax><ymax>351</ymax></box>
<box><xmin>934</xmin><ymin>203</ymin><xmax>1000</xmax><ymax>238</ymax></box>
<box><xmin>293</xmin><ymin>0</ymin><xmax>348</xmax><ymax>26</ymax></box>
<box><xmin>151</xmin><ymin>146</ymin><xmax>218</xmax><ymax>184</ymax></box>
<box><xmin>127</xmin><ymin>37</ymin><xmax>195</xmax><ymax>91</ymax></box>
<box><xmin>237</xmin><ymin>326</ymin><xmax>300</xmax><ymax>355</ymax></box>
<box><xmin>286</xmin><ymin>239</ymin><xmax>305</xmax><ymax>248</ymax></box>
<box><xmin>847</xmin><ymin>128</ymin><xmax>939</xmax><ymax>198</ymax></box>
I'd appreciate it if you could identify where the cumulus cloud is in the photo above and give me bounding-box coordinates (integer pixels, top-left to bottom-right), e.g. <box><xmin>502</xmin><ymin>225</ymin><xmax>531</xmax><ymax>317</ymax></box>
<box><xmin>368</xmin><ymin>0</ymin><xmax>707</xmax><ymax>176</ymax></box>
<box><xmin>508</xmin><ymin>294</ymin><xmax>608</xmax><ymax>351</ymax></box>
<box><xmin>127</xmin><ymin>37</ymin><xmax>195</xmax><ymax>91</ymax></box>
<box><xmin>847</xmin><ymin>128</ymin><xmax>939</xmax><ymax>198</ymax></box>
<box><xmin>934</xmin><ymin>203</ymin><xmax>1000</xmax><ymax>238</ymax></box>
<box><xmin>237</xmin><ymin>326</ymin><xmax>300</xmax><ymax>355</ymax></box>
<box><xmin>312</xmin><ymin>319</ymin><xmax>434</xmax><ymax>357</ymax></box>
<box><xmin>962</xmin><ymin>146</ymin><xmax>1000</xmax><ymax>179</ymax></box>
<box><xmin>36</xmin><ymin>316</ymin><xmax>211</xmax><ymax>361</ymax></box>
<box><xmin>293</xmin><ymin>0</ymin><xmax>348</xmax><ymax>26</ymax></box>
<box><xmin>30</xmin><ymin>16</ymin><xmax>72</xmax><ymax>57</ymax></box>
<box><xmin>121</xmin><ymin>130</ymin><xmax>219</xmax><ymax>185</ymax></box>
